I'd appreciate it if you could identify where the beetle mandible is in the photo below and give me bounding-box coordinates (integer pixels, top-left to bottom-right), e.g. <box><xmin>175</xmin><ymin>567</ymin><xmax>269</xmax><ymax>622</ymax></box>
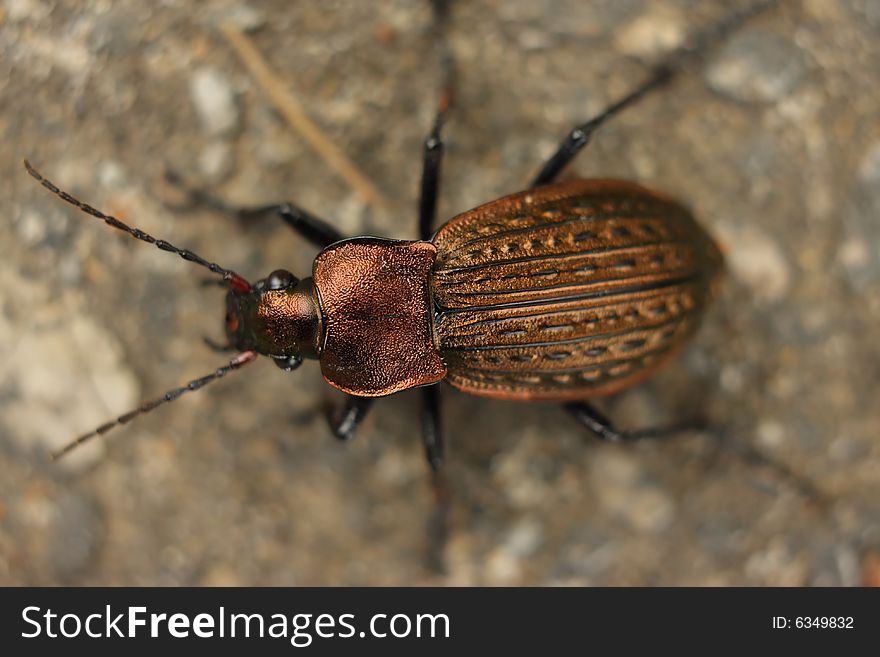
<box><xmin>27</xmin><ymin>1</ymin><xmax>776</xmax><ymax>470</ymax></box>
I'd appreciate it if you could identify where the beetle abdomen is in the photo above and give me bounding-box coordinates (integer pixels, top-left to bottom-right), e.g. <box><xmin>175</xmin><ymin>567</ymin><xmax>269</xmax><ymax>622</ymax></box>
<box><xmin>431</xmin><ymin>180</ymin><xmax>721</xmax><ymax>400</ymax></box>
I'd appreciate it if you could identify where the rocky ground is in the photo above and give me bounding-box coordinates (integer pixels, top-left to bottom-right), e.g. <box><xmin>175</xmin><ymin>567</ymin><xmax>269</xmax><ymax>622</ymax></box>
<box><xmin>1</xmin><ymin>0</ymin><xmax>878</xmax><ymax>585</ymax></box>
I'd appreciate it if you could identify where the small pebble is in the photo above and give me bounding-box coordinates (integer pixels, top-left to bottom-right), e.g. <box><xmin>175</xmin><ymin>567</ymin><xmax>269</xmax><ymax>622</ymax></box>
<box><xmin>862</xmin><ymin>552</ymin><xmax>880</xmax><ymax>587</ymax></box>
<box><xmin>198</xmin><ymin>140</ymin><xmax>235</xmax><ymax>183</ymax></box>
<box><xmin>49</xmin><ymin>494</ymin><xmax>102</xmax><ymax>580</ymax></box>
<box><xmin>866</xmin><ymin>1</ymin><xmax>880</xmax><ymax>26</ymax></box>
<box><xmin>717</xmin><ymin>225</ymin><xmax>790</xmax><ymax>304</ymax></box>
<box><xmin>505</xmin><ymin>518</ymin><xmax>544</xmax><ymax>558</ymax></box>
<box><xmin>96</xmin><ymin>160</ymin><xmax>126</xmax><ymax>188</ymax></box>
<box><xmin>615</xmin><ymin>8</ymin><xmax>685</xmax><ymax>59</ymax></box>
<box><xmin>6</xmin><ymin>0</ymin><xmax>51</xmax><ymax>21</ymax></box>
<box><xmin>858</xmin><ymin>141</ymin><xmax>880</xmax><ymax>185</ymax></box>
<box><xmin>706</xmin><ymin>29</ymin><xmax>807</xmax><ymax>104</ymax></box>
<box><xmin>627</xmin><ymin>488</ymin><xmax>676</xmax><ymax>534</ymax></box>
<box><xmin>2</xmin><ymin>309</ymin><xmax>139</xmax><ymax>469</ymax></box>
<box><xmin>15</xmin><ymin>207</ymin><xmax>48</xmax><ymax>246</ymax></box>
<box><xmin>190</xmin><ymin>67</ymin><xmax>239</xmax><ymax>136</ymax></box>
<box><xmin>516</xmin><ymin>27</ymin><xmax>552</xmax><ymax>51</ymax></box>
<box><xmin>590</xmin><ymin>451</ymin><xmax>676</xmax><ymax>533</ymax></box>
<box><xmin>486</xmin><ymin>548</ymin><xmax>521</xmax><ymax>584</ymax></box>
<box><xmin>838</xmin><ymin>239</ymin><xmax>869</xmax><ymax>271</ymax></box>
<box><xmin>756</xmin><ymin>420</ymin><xmax>786</xmax><ymax>450</ymax></box>
<box><xmin>832</xmin><ymin>545</ymin><xmax>860</xmax><ymax>587</ymax></box>
<box><xmin>210</xmin><ymin>5</ymin><xmax>267</xmax><ymax>32</ymax></box>
<box><xmin>838</xmin><ymin>144</ymin><xmax>880</xmax><ymax>288</ymax></box>
<box><xmin>828</xmin><ymin>435</ymin><xmax>863</xmax><ymax>463</ymax></box>
<box><xmin>745</xmin><ymin>542</ymin><xmax>807</xmax><ymax>585</ymax></box>
<box><xmin>720</xmin><ymin>364</ymin><xmax>745</xmax><ymax>393</ymax></box>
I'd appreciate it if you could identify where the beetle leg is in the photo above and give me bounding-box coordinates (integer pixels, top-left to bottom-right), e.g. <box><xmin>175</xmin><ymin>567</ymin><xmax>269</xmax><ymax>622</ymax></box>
<box><xmin>421</xmin><ymin>383</ymin><xmax>450</xmax><ymax>574</ymax></box>
<box><xmin>530</xmin><ymin>0</ymin><xmax>779</xmax><ymax>187</ymax></box>
<box><xmin>530</xmin><ymin>68</ymin><xmax>673</xmax><ymax>188</ymax></box>
<box><xmin>418</xmin><ymin>76</ymin><xmax>453</xmax><ymax>241</ymax></box>
<box><xmin>418</xmin><ymin>0</ymin><xmax>455</xmax><ymax>241</ymax></box>
<box><xmin>426</xmin><ymin>467</ymin><xmax>450</xmax><ymax>575</ymax></box>
<box><xmin>563</xmin><ymin>400</ymin><xmax>706</xmax><ymax>443</ymax></box>
<box><xmin>418</xmin><ymin>114</ymin><xmax>445</xmax><ymax>242</ymax></box>
<box><xmin>326</xmin><ymin>395</ymin><xmax>374</xmax><ymax>442</ymax></box>
<box><xmin>421</xmin><ymin>384</ymin><xmax>444</xmax><ymax>471</ymax></box>
<box><xmin>164</xmin><ymin>171</ymin><xmax>343</xmax><ymax>248</ymax></box>
<box><xmin>248</xmin><ymin>203</ymin><xmax>343</xmax><ymax>248</ymax></box>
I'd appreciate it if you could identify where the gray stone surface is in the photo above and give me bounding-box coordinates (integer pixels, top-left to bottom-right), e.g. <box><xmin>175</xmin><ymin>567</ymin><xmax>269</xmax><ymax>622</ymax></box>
<box><xmin>1</xmin><ymin>0</ymin><xmax>878</xmax><ymax>585</ymax></box>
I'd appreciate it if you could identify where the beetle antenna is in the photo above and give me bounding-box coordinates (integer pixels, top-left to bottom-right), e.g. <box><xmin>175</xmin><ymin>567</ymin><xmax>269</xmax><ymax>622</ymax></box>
<box><xmin>24</xmin><ymin>159</ymin><xmax>252</xmax><ymax>293</ymax></box>
<box><xmin>51</xmin><ymin>350</ymin><xmax>258</xmax><ymax>460</ymax></box>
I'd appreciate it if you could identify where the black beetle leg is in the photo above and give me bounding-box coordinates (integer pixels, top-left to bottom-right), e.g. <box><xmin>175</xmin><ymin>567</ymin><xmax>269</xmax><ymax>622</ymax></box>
<box><xmin>530</xmin><ymin>67</ymin><xmax>674</xmax><ymax>188</ymax></box>
<box><xmin>164</xmin><ymin>171</ymin><xmax>343</xmax><ymax>249</ymax></box>
<box><xmin>251</xmin><ymin>203</ymin><xmax>343</xmax><ymax>248</ymax></box>
<box><xmin>421</xmin><ymin>384</ymin><xmax>444</xmax><ymax>471</ymax></box>
<box><xmin>531</xmin><ymin>0</ymin><xmax>779</xmax><ymax>187</ymax></box>
<box><xmin>418</xmin><ymin>0</ymin><xmax>455</xmax><ymax>241</ymax></box>
<box><xmin>426</xmin><ymin>469</ymin><xmax>450</xmax><ymax>576</ymax></box>
<box><xmin>421</xmin><ymin>383</ymin><xmax>449</xmax><ymax>574</ymax></box>
<box><xmin>419</xmin><ymin>1</ymin><xmax>455</xmax><ymax>575</ymax></box>
<box><xmin>566</xmin><ymin>402</ymin><xmax>827</xmax><ymax>503</ymax></box>
<box><xmin>564</xmin><ymin>401</ymin><xmax>707</xmax><ymax>443</ymax></box>
<box><xmin>418</xmin><ymin>112</ymin><xmax>445</xmax><ymax>242</ymax></box>
<box><xmin>326</xmin><ymin>395</ymin><xmax>374</xmax><ymax>442</ymax></box>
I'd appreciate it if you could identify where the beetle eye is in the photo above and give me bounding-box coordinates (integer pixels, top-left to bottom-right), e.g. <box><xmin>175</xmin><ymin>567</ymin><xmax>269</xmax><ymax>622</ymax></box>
<box><xmin>266</xmin><ymin>269</ymin><xmax>296</xmax><ymax>290</ymax></box>
<box><xmin>273</xmin><ymin>355</ymin><xmax>302</xmax><ymax>372</ymax></box>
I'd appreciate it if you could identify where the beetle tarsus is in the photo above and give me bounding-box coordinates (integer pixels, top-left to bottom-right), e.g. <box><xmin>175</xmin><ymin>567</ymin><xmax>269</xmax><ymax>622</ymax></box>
<box><xmin>530</xmin><ymin>1</ymin><xmax>780</xmax><ymax>187</ymax></box>
<box><xmin>711</xmin><ymin>426</ymin><xmax>830</xmax><ymax>507</ymax></box>
<box><xmin>564</xmin><ymin>401</ymin><xmax>708</xmax><ymax>443</ymax></box>
<box><xmin>426</xmin><ymin>470</ymin><xmax>450</xmax><ymax>576</ymax></box>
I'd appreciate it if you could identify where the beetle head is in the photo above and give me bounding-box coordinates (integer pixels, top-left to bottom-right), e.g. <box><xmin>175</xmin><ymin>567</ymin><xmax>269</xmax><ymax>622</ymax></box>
<box><xmin>225</xmin><ymin>269</ymin><xmax>321</xmax><ymax>371</ymax></box>
<box><xmin>23</xmin><ymin>159</ymin><xmax>266</xmax><ymax>457</ymax></box>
